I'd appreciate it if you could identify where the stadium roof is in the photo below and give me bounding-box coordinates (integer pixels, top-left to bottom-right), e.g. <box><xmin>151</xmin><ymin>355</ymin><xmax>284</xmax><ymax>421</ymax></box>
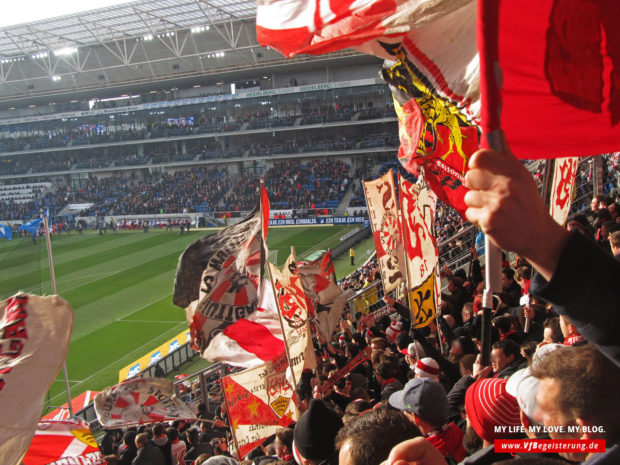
<box><xmin>0</xmin><ymin>0</ymin><xmax>256</xmax><ymax>56</ymax></box>
<box><xmin>0</xmin><ymin>0</ymin><xmax>374</xmax><ymax>106</ymax></box>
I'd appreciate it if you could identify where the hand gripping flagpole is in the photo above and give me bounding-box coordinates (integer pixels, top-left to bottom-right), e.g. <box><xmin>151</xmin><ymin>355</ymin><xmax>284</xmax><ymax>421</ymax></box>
<box><xmin>43</xmin><ymin>213</ymin><xmax>74</xmax><ymax>417</ymax></box>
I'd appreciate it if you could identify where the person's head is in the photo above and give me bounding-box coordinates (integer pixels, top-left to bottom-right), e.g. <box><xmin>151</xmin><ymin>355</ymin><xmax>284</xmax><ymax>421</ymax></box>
<box><xmin>464</xmin><ymin>378</ymin><xmax>521</xmax><ymax>446</ymax></box>
<box><xmin>274</xmin><ymin>428</ymin><xmax>294</xmax><ymax>459</ymax></box>
<box><xmin>558</xmin><ymin>314</ymin><xmax>579</xmax><ymax>340</ymax></box>
<box><xmin>123</xmin><ymin>431</ymin><xmax>137</xmax><ymax>448</ymax></box>
<box><xmin>153</xmin><ymin>423</ymin><xmax>166</xmax><ymax>438</ymax></box>
<box><xmin>336</xmin><ymin>408</ymin><xmax>420</xmax><ymax>465</ymax></box>
<box><xmin>500</xmin><ymin>268</ymin><xmax>515</xmax><ymax>289</ymax></box>
<box><xmin>370</xmin><ymin>337</ymin><xmax>388</xmax><ymax>351</ymax></box>
<box><xmin>461</xmin><ymin>302</ymin><xmax>474</xmax><ymax>323</ymax></box>
<box><xmin>520</xmin><ymin>340</ymin><xmax>538</xmax><ymax>363</ymax></box>
<box><xmin>531</xmin><ymin>344</ymin><xmax>620</xmax><ymax>461</ymax></box>
<box><xmin>611</xmin><ymin>230</ymin><xmax>620</xmax><ymax>255</ymax></box>
<box><xmin>542</xmin><ymin>317</ymin><xmax>563</xmax><ymax>344</ymax></box>
<box><xmin>459</xmin><ymin>354</ymin><xmax>477</xmax><ymax>377</ymax></box>
<box><xmin>342</xmin><ymin>399</ymin><xmax>373</xmax><ymax>424</ymax></box>
<box><xmin>492</xmin><ymin>315</ymin><xmax>514</xmax><ymax>335</ymax></box>
<box><xmin>293</xmin><ymin>399</ymin><xmax>343</xmax><ymax>465</ymax></box>
<box><xmin>374</xmin><ymin>362</ymin><xmax>393</xmax><ymax>384</ymax></box>
<box><xmin>514</xmin><ymin>265</ymin><xmax>531</xmax><ymax>289</ymax></box>
<box><xmin>413</xmin><ymin>357</ymin><xmax>440</xmax><ymax>382</ymax></box>
<box><xmin>447</xmin><ymin>276</ymin><xmax>463</xmax><ymax>293</ymax></box>
<box><xmin>591</xmin><ymin>194</ymin><xmax>606</xmax><ymax>212</ymax></box>
<box><xmin>567</xmin><ymin>213</ymin><xmax>590</xmax><ymax>235</ymax></box>
<box><xmin>601</xmin><ymin>220</ymin><xmax>616</xmax><ymax>240</ymax></box>
<box><xmin>389</xmin><ymin>378</ymin><xmax>448</xmax><ymax>433</ymax></box>
<box><xmin>167</xmin><ymin>427</ymin><xmax>179</xmax><ymax>442</ymax></box>
<box><xmin>490</xmin><ymin>339</ymin><xmax>520</xmax><ymax>374</ymax></box>
<box><xmin>135</xmin><ymin>433</ymin><xmax>150</xmax><ymax>449</ymax></box>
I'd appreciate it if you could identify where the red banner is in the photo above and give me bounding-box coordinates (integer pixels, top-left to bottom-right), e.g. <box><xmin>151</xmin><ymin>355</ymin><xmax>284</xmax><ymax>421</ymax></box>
<box><xmin>478</xmin><ymin>0</ymin><xmax>620</xmax><ymax>159</ymax></box>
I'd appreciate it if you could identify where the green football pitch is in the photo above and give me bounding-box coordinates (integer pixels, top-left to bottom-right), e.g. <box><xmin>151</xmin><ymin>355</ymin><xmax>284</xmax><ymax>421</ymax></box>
<box><xmin>0</xmin><ymin>225</ymin><xmax>373</xmax><ymax>415</ymax></box>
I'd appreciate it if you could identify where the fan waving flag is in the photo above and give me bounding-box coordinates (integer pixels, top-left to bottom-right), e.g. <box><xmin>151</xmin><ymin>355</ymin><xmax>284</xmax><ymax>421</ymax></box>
<box><xmin>363</xmin><ymin>169</ymin><xmax>406</xmax><ymax>294</ymax></box>
<box><xmin>94</xmin><ymin>378</ymin><xmax>196</xmax><ymax>428</ymax></box>
<box><xmin>22</xmin><ymin>419</ymin><xmax>104</xmax><ymax>465</ymax></box>
<box><xmin>173</xmin><ymin>184</ymin><xmax>269</xmax><ymax>359</ymax></box>
<box><xmin>0</xmin><ymin>294</ymin><xmax>74</xmax><ymax>465</ymax></box>
<box><xmin>478</xmin><ymin>0</ymin><xmax>620</xmax><ymax>158</ymax></box>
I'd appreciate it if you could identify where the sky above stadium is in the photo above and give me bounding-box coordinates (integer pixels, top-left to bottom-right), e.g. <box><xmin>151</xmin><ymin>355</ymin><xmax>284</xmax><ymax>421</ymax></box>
<box><xmin>0</xmin><ymin>0</ymin><xmax>135</xmax><ymax>28</ymax></box>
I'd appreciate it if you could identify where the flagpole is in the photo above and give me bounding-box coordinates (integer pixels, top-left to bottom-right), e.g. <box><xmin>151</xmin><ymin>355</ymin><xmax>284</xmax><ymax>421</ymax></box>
<box><xmin>266</xmin><ymin>263</ymin><xmax>300</xmax><ymax>400</ymax></box>
<box><xmin>397</xmin><ymin>172</ymin><xmax>421</xmax><ymax>360</ymax></box>
<box><xmin>43</xmin><ymin>214</ymin><xmax>74</xmax><ymax>417</ymax></box>
<box><xmin>480</xmin><ymin>131</ymin><xmax>505</xmax><ymax>366</ymax></box>
<box><xmin>220</xmin><ymin>378</ymin><xmax>242</xmax><ymax>461</ymax></box>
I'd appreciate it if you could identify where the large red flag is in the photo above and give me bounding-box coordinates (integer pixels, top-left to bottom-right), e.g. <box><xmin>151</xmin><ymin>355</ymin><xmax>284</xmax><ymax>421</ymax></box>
<box><xmin>478</xmin><ymin>0</ymin><xmax>620</xmax><ymax>158</ymax></box>
<box><xmin>257</xmin><ymin>0</ymin><xmax>480</xmax><ymax>217</ymax></box>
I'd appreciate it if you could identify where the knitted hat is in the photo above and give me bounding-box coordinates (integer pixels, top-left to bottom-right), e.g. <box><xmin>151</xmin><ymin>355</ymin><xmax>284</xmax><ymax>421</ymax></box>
<box><xmin>293</xmin><ymin>399</ymin><xmax>343</xmax><ymax>461</ymax></box>
<box><xmin>465</xmin><ymin>378</ymin><xmax>520</xmax><ymax>442</ymax></box>
<box><xmin>389</xmin><ymin>378</ymin><xmax>448</xmax><ymax>427</ymax></box>
<box><xmin>414</xmin><ymin>357</ymin><xmax>440</xmax><ymax>381</ymax></box>
<box><xmin>386</xmin><ymin>320</ymin><xmax>404</xmax><ymax>342</ymax></box>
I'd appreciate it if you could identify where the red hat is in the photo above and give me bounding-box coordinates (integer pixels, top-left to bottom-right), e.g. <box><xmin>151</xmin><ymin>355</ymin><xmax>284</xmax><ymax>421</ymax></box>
<box><xmin>465</xmin><ymin>378</ymin><xmax>521</xmax><ymax>442</ymax></box>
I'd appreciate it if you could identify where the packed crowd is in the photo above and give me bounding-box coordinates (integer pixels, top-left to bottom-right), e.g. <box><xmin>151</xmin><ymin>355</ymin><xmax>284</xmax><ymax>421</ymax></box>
<box><xmin>0</xmin><ymin>132</ymin><xmax>397</xmax><ymax>177</ymax></box>
<box><xmin>96</xmin><ymin>182</ymin><xmax>620</xmax><ymax>465</ymax></box>
<box><xmin>0</xmin><ymin>99</ymin><xmax>394</xmax><ymax>155</ymax></box>
<box><xmin>222</xmin><ymin>159</ymin><xmax>352</xmax><ymax>211</ymax></box>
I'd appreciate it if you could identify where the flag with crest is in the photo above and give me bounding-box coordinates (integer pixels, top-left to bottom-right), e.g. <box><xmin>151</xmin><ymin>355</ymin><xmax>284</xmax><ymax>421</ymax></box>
<box><xmin>363</xmin><ymin>169</ymin><xmax>406</xmax><ymax>294</ymax></box>
<box><xmin>173</xmin><ymin>185</ymin><xmax>269</xmax><ymax>360</ymax></box>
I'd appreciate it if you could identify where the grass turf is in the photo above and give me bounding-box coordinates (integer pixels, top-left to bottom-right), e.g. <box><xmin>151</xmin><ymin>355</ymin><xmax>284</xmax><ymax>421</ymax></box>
<box><xmin>0</xmin><ymin>225</ymin><xmax>363</xmax><ymax>414</ymax></box>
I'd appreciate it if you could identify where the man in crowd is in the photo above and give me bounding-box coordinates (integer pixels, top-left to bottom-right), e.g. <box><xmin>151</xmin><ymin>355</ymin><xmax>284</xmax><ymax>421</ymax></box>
<box><xmin>133</xmin><ymin>433</ymin><xmax>165</xmax><ymax>465</ymax></box>
<box><xmin>389</xmin><ymin>378</ymin><xmax>466</xmax><ymax>462</ymax></box>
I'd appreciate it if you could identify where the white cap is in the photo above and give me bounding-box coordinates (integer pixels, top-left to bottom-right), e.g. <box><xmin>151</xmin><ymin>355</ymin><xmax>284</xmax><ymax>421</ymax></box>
<box><xmin>506</xmin><ymin>368</ymin><xmax>539</xmax><ymax>419</ymax></box>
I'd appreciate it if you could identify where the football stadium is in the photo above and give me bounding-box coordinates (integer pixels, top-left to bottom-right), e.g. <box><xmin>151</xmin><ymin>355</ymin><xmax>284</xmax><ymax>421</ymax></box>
<box><xmin>0</xmin><ymin>1</ymin><xmax>619</xmax><ymax>464</ymax></box>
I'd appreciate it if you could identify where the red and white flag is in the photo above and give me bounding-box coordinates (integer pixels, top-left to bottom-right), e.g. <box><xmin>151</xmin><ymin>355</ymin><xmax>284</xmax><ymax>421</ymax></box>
<box><xmin>399</xmin><ymin>175</ymin><xmax>438</xmax><ymax>288</ymax></box>
<box><xmin>0</xmin><ymin>294</ymin><xmax>73</xmax><ymax>465</ymax></box>
<box><xmin>257</xmin><ymin>0</ymin><xmax>480</xmax><ymax>217</ymax></box>
<box><xmin>203</xmin><ymin>280</ymin><xmax>285</xmax><ymax>367</ymax></box>
<box><xmin>173</xmin><ymin>185</ymin><xmax>269</xmax><ymax>361</ymax></box>
<box><xmin>22</xmin><ymin>419</ymin><xmax>104</xmax><ymax>465</ymax></box>
<box><xmin>549</xmin><ymin>157</ymin><xmax>580</xmax><ymax>226</ymax></box>
<box><xmin>310</xmin><ymin>250</ymin><xmax>336</xmax><ymax>284</ymax></box>
<box><xmin>269</xmin><ymin>255</ymin><xmax>317</xmax><ymax>388</ymax></box>
<box><xmin>297</xmin><ymin>260</ymin><xmax>350</xmax><ymax>342</ymax></box>
<box><xmin>94</xmin><ymin>378</ymin><xmax>196</xmax><ymax>428</ymax></box>
<box><xmin>399</xmin><ymin>176</ymin><xmax>440</xmax><ymax>328</ymax></box>
<box><xmin>222</xmin><ymin>353</ymin><xmax>297</xmax><ymax>460</ymax></box>
<box><xmin>41</xmin><ymin>390</ymin><xmax>100</xmax><ymax>421</ymax></box>
<box><xmin>478</xmin><ymin>0</ymin><xmax>620</xmax><ymax>159</ymax></box>
<box><xmin>363</xmin><ymin>169</ymin><xmax>406</xmax><ymax>294</ymax></box>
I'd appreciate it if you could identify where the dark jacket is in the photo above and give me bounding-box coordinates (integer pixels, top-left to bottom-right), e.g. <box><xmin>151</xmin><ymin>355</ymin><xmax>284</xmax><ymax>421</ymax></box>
<box><xmin>132</xmin><ymin>443</ymin><xmax>166</xmax><ymax>465</ymax></box>
<box><xmin>531</xmin><ymin>231</ymin><xmax>620</xmax><ymax>367</ymax></box>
